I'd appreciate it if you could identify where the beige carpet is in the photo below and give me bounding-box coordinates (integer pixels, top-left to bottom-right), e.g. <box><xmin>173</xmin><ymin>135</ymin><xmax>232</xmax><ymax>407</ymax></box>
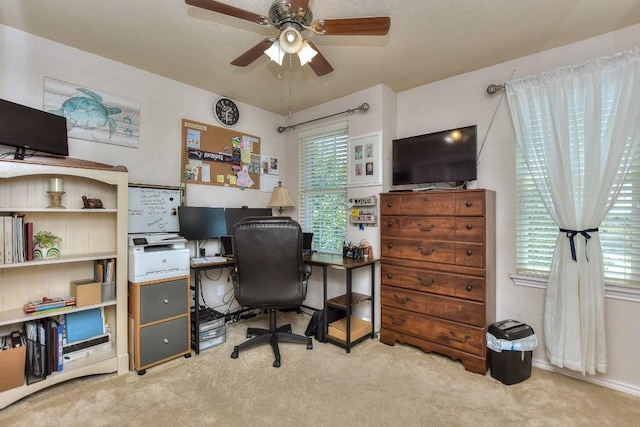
<box><xmin>2</xmin><ymin>311</ymin><xmax>639</xmax><ymax>426</ymax></box>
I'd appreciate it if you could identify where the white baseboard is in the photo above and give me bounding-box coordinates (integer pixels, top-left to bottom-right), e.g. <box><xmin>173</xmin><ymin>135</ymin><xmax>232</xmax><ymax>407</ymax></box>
<box><xmin>532</xmin><ymin>359</ymin><xmax>640</xmax><ymax>397</ymax></box>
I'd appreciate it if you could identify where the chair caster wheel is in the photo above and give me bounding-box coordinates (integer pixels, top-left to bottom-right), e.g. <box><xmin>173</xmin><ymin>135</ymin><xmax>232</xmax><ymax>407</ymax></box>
<box><xmin>307</xmin><ymin>338</ymin><xmax>313</xmax><ymax>350</ymax></box>
<box><xmin>246</xmin><ymin>333</ymin><xmax>252</xmax><ymax>338</ymax></box>
<box><xmin>230</xmin><ymin>346</ymin><xmax>239</xmax><ymax>359</ymax></box>
<box><xmin>273</xmin><ymin>358</ymin><xmax>281</xmax><ymax>368</ymax></box>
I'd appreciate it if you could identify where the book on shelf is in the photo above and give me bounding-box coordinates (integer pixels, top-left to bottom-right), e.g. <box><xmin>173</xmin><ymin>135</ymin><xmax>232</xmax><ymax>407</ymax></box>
<box><xmin>57</xmin><ymin>322</ymin><xmax>64</xmax><ymax>371</ymax></box>
<box><xmin>3</xmin><ymin>215</ymin><xmax>12</xmax><ymax>264</ymax></box>
<box><xmin>0</xmin><ymin>216</ymin><xmax>4</xmax><ymax>265</ymax></box>
<box><xmin>13</xmin><ymin>214</ymin><xmax>24</xmax><ymax>263</ymax></box>
<box><xmin>24</xmin><ymin>221</ymin><xmax>34</xmax><ymax>261</ymax></box>
<box><xmin>23</xmin><ymin>296</ymin><xmax>77</xmax><ymax>314</ymax></box>
<box><xmin>1</xmin><ymin>214</ymin><xmax>32</xmax><ymax>264</ymax></box>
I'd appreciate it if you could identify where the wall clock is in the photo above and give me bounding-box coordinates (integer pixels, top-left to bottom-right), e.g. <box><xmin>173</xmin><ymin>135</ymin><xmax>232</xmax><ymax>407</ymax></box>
<box><xmin>214</xmin><ymin>97</ymin><xmax>240</xmax><ymax>127</ymax></box>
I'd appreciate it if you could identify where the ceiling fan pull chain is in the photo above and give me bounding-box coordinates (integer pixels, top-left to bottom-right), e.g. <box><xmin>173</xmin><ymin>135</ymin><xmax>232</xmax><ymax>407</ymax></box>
<box><xmin>288</xmin><ymin>54</ymin><xmax>293</xmax><ymax>118</ymax></box>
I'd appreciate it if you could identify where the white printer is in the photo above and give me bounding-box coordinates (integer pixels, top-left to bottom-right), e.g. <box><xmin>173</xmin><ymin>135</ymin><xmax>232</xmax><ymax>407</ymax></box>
<box><xmin>128</xmin><ymin>233</ymin><xmax>190</xmax><ymax>283</ymax></box>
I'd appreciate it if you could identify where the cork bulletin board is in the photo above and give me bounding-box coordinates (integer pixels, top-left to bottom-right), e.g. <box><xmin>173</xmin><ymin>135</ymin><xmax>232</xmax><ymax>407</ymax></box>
<box><xmin>181</xmin><ymin>118</ymin><xmax>261</xmax><ymax>190</ymax></box>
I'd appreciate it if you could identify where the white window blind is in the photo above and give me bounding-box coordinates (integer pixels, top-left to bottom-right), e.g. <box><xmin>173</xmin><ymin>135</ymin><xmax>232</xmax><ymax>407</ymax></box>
<box><xmin>299</xmin><ymin>123</ymin><xmax>348</xmax><ymax>253</ymax></box>
<box><xmin>515</xmin><ymin>92</ymin><xmax>640</xmax><ymax>288</ymax></box>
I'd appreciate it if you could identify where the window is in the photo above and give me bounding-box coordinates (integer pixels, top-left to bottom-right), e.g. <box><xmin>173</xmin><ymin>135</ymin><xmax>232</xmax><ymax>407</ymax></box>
<box><xmin>515</xmin><ymin>107</ymin><xmax>640</xmax><ymax>290</ymax></box>
<box><xmin>299</xmin><ymin>123</ymin><xmax>348</xmax><ymax>253</ymax></box>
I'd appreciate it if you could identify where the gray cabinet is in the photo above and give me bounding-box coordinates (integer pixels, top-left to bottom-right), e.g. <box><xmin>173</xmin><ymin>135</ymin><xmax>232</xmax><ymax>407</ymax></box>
<box><xmin>128</xmin><ymin>276</ymin><xmax>191</xmax><ymax>374</ymax></box>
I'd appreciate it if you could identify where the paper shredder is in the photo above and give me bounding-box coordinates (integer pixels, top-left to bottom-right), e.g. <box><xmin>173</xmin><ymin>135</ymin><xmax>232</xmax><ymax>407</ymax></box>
<box><xmin>487</xmin><ymin>320</ymin><xmax>537</xmax><ymax>385</ymax></box>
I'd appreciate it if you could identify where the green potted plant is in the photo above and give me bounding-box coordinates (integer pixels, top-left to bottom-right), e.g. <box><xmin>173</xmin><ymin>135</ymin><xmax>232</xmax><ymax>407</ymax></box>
<box><xmin>33</xmin><ymin>230</ymin><xmax>62</xmax><ymax>258</ymax></box>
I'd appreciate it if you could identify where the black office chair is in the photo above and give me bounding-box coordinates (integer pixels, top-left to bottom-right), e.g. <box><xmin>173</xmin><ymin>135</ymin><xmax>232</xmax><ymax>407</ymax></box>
<box><xmin>230</xmin><ymin>216</ymin><xmax>313</xmax><ymax>367</ymax></box>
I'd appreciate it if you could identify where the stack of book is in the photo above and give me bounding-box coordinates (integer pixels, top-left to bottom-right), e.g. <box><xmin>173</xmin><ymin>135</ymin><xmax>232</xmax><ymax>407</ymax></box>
<box><xmin>23</xmin><ymin>296</ymin><xmax>76</xmax><ymax>314</ymax></box>
<box><xmin>1</xmin><ymin>214</ymin><xmax>33</xmax><ymax>264</ymax></box>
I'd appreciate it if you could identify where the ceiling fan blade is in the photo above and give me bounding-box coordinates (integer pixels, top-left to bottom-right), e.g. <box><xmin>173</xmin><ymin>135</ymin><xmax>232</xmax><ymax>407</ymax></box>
<box><xmin>185</xmin><ymin>0</ymin><xmax>269</xmax><ymax>25</ymax></box>
<box><xmin>305</xmin><ymin>41</ymin><xmax>334</xmax><ymax>76</ymax></box>
<box><xmin>289</xmin><ymin>0</ymin><xmax>310</xmax><ymax>11</ymax></box>
<box><xmin>231</xmin><ymin>38</ymin><xmax>276</xmax><ymax>66</ymax></box>
<box><xmin>311</xmin><ymin>17</ymin><xmax>390</xmax><ymax>36</ymax></box>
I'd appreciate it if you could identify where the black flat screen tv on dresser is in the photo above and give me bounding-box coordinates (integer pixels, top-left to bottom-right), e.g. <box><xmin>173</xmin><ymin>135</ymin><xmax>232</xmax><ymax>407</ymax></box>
<box><xmin>0</xmin><ymin>98</ymin><xmax>69</xmax><ymax>160</ymax></box>
<box><xmin>392</xmin><ymin>125</ymin><xmax>477</xmax><ymax>187</ymax></box>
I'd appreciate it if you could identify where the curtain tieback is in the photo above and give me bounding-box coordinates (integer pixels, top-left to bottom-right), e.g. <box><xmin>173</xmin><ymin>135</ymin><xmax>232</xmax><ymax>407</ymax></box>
<box><xmin>559</xmin><ymin>228</ymin><xmax>599</xmax><ymax>261</ymax></box>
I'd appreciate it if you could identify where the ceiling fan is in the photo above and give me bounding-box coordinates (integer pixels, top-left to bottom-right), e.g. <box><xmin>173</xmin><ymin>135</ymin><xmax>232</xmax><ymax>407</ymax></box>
<box><xmin>185</xmin><ymin>0</ymin><xmax>390</xmax><ymax>76</ymax></box>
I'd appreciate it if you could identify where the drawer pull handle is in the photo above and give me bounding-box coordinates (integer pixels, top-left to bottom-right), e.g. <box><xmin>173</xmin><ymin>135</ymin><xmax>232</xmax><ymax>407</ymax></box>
<box><xmin>418</xmin><ymin>246</ymin><xmax>437</xmax><ymax>256</ymax></box>
<box><xmin>418</xmin><ymin>277</ymin><xmax>435</xmax><ymax>287</ymax></box>
<box><xmin>389</xmin><ymin>316</ymin><xmax>406</xmax><ymax>326</ymax></box>
<box><xmin>387</xmin><ymin>273</ymin><xmax>393</xmax><ymax>279</ymax></box>
<box><xmin>163</xmin><ymin>338</ymin><xmax>169</xmax><ymax>344</ymax></box>
<box><xmin>465</xmin><ymin>201</ymin><xmax>472</xmax><ymax>207</ymax></box>
<box><xmin>387</xmin><ymin>242</ymin><xmax>394</xmax><ymax>249</ymax></box>
<box><xmin>419</xmin><ymin>223</ymin><xmax>436</xmax><ymax>232</ymax></box>
<box><xmin>466</xmin><ymin>223</ymin><xmax>473</xmax><ymax>230</ymax></box>
<box><xmin>393</xmin><ymin>294</ymin><xmax>409</xmax><ymax>304</ymax></box>
<box><xmin>449</xmin><ymin>331</ymin><xmax>471</xmax><ymax>343</ymax></box>
<box><xmin>163</xmin><ymin>299</ymin><xmax>169</xmax><ymax>304</ymax></box>
<box><xmin>466</xmin><ymin>284</ymin><xmax>473</xmax><ymax>291</ymax></box>
<box><xmin>387</xmin><ymin>221</ymin><xmax>394</xmax><ymax>227</ymax></box>
<box><xmin>466</xmin><ymin>249</ymin><xmax>473</xmax><ymax>256</ymax></box>
<box><xmin>387</xmin><ymin>202</ymin><xmax>393</xmax><ymax>208</ymax></box>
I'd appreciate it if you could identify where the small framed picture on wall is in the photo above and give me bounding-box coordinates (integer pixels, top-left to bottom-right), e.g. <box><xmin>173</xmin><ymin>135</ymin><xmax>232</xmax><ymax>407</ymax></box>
<box><xmin>348</xmin><ymin>131</ymin><xmax>382</xmax><ymax>187</ymax></box>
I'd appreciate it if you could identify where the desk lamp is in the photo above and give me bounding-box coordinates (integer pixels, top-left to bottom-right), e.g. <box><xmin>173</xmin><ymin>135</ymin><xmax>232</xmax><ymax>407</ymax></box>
<box><xmin>268</xmin><ymin>181</ymin><xmax>295</xmax><ymax>215</ymax></box>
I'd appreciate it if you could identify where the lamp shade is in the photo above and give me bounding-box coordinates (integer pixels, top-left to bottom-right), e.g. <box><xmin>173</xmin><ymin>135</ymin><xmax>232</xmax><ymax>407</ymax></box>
<box><xmin>268</xmin><ymin>181</ymin><xmax>295</xmax><ymax>215</ymax></box>
<box><xmin>279</xmin><ymin>28</ymin><xmax>303</xmax><ymax>54</ymax></box>
<box><xmin>264</xmin><ymin>28</ymin><xmax>317</xmax><ymax>67</ymax></box>
<box><xmin>265</xmin><ymin>40</ymin><xmax>285</xmax><ymax>66</ymax></box>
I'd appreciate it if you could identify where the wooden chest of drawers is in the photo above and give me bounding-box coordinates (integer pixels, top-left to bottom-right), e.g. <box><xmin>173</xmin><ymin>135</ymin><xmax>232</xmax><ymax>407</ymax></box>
<box><xmin>379</xmin><ymin>189</ymin><xmax>495</xmax><ymax>374</ymax></box>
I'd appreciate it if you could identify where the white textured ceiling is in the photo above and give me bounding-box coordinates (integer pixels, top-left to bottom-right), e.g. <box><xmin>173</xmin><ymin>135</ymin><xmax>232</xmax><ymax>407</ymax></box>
<box><xmin>2</xmin><ymin>0</ymin><xmax>640</xmax><ymax>115</ymax></box>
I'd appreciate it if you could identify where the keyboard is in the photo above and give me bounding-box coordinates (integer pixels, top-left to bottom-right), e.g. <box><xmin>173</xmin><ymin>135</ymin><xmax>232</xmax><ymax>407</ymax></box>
<box><xmin>190</xmin><ymin>256</ymin><xmax>229</xmax><ymax>265</ymax></box>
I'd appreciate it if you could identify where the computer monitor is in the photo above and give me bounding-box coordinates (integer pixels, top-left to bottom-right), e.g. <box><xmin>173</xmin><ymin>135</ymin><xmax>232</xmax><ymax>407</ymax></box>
<box><xmin>178</xmin><ymin>206</ymin><xmax>226</xmax><ymax>241</ymax></box>
<box><xmin>303</xmin><ymin>232</ymin><xmax>314</xmax><ymax>254</ymax></box>
<box><xmin>224</xmin><ymin>207</ymin><xmax>273</xmax><ymax>235</ymax></box>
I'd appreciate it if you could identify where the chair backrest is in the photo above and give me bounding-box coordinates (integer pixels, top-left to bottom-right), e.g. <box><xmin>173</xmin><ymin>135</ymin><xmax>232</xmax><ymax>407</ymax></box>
<box><xmin>231</xmin><ymin>216</ymin><xmax>306</xmax><ymax>308</ymax></box>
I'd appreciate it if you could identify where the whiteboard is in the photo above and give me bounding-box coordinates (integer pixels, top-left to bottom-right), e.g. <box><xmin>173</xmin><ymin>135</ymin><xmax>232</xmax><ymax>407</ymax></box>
<box><xmin>128</xmin><ymin>185</ymin><xmax>181</xmax><ymax>234</ymax></box>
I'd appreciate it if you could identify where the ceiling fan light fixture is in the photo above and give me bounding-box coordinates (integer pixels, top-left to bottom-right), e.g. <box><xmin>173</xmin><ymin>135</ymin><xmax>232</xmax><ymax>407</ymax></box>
<box><xmin>264</xmin><ymin>40</ymin><xmax>285</xmax><ymax>66</ymax></box>
<box><xmin>297</xmin><ymin>40</ymin><xmax>318</xmax><ymax>65</ymax></box>
<box><xmin>279</xmin><ymin>28</ymin><xmax>303</xmax><ymax>54</ymax></box>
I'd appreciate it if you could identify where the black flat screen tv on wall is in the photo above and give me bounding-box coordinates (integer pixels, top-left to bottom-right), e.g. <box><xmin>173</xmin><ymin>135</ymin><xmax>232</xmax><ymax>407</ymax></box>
<box><xmin>392</xmin><ymin>125</ymin><xmax>477</xmax><ymax>187</ymax></box>
<box><xmin>0</xmin><ymin>98</ymin><xmax>69</xmax><ymax>160</ymax></box>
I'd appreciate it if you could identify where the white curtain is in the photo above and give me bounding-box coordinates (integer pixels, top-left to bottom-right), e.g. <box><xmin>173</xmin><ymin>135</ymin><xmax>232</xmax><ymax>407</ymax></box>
<box><xmin>506</xmin><ymin>48</ymin><xmax>640</xmax><ymax>375</ymax></box>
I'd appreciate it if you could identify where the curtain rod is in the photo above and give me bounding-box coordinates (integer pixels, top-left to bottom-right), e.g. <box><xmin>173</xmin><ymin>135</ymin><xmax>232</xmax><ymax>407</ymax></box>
<box><xmin>277</xmin><ymin>103</ymin><xmax>369</xmax><ymax>133</ymax></box>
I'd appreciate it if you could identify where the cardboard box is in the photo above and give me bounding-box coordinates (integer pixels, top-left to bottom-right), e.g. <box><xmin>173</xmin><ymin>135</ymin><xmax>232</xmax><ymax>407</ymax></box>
<box><xmin>71</xmin><ymin>279</ymin><xmax>102</xmax><ymax>307</ymax></box>
<box><xmin>328</xmin><ymin>316</ymin><xmax>371</xmax><ymax>342</ymax></box>
<box><xmin>0</xmin><ymin>345</ymin><xmax>26</xmax><ymax>392</ymax></box>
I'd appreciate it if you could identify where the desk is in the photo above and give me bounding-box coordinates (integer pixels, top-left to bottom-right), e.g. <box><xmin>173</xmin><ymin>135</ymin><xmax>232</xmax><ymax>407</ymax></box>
<box><xmin>304</xmin><ymin>253</ymin><xmax>379</xmax><ymax>353</ymax></box>
<box><xmin>190</xmin><ymin>259</ymin><xmax>234</xmax><ymax>354</ymax></box>
<box><xmin>190</xmin><ymin>254</ymin><xmax>379</xmax><ymax>354</ymax></box>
